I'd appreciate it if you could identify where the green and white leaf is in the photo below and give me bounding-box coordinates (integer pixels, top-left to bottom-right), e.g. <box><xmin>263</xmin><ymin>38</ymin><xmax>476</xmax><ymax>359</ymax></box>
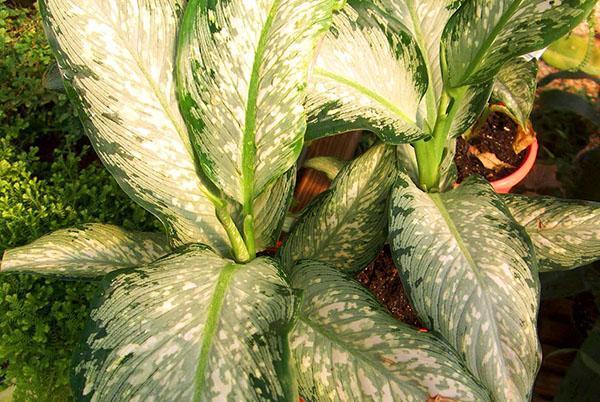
<box><xmin>252</xmin><ymin>167</ymin><xmax>296</xmax><ymax>250</ymax></box>
<box><xmin>305</xmin><ymin>2</ymin><xmax>428</xmax><ymax>144</ymax></box>
<box><xmin>0</xmin><ymin>224</ymin><xmax>169</xmax><ymax>278</ymax></box>
<box><xmin>448</xmin><ymin>81</ymin><xmax>493</xmax><ymax>138</ymax></box>
<box><xmin>504</xmin><ymin>194</ymin><xmax>600</xmax><ymax>272</ymax></box>
<box><xmin>72</xmin><ymin>245</ymin><xmax>298</xmax><ymax>402</ymax></box>
<box><xmin>443</xmin><ymin>0</ymin><xmax>597</xmax><ymax>88</ymax></box>
<box><xmin>492</xmin><ymin>58</ymin><xmax>539</xmax><ymax>128</ymax></box>
<box><xmin>281</xmin><ymin>144</ymin><xmax>396</xmax><ymax>273</ymax></box>
<box><xmin>290</xmin><ymin>260</ymin><xmax>491</xmax><ymax>402</ymax></box>
<box><xmin>177</xmin><ymin>0</ymin><xmax>333</xmax><ymax>208</ymax></box>
<box><xmin>39</xmin><ymin>0</ymin><xmax>229</xmax><ymax>252</ymax></box>
<box><xmin>369</xmin><ymin>0</ymin><xmax>461</xmax><ymax>125</ymax></box>
<box><xmin>389</xmin><ymin>174</ymin><xmax>541</xmax><ymax>402</ymax></box>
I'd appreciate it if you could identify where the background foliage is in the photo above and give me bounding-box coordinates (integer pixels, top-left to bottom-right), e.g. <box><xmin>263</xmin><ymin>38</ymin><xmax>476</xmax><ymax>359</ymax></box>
<box><xmin>0</xmin><ymin>2</ymin><xmax>160</xmax><ymax>400</ymax></box>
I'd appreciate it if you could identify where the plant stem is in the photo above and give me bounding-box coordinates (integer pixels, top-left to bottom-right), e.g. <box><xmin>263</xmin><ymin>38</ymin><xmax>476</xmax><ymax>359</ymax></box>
<box><xmin>413</xmin><ymin>87</ymin><xmax>468</xmax><ymax>190</ymax></box>
<box><xmin>243</xmin><ymin>215</ymin><xmax>256</xmax><ymax>260</ymax></box>
<box><xmin>215</xmin><ymin>205</ymin><xmax>251</xmax><ymax>263</ymax></box>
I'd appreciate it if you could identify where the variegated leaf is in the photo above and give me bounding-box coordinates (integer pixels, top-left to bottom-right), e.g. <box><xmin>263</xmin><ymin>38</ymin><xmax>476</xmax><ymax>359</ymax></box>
<box><xmin>303</xmin><ymin>156</ymin><xmax>347</xmax><ymax>181</ymax></box>
<box><xmin>0</xmin><ymin>224</ymin><xmax>169</xmax><ymax>278</ymax></box>
<box><xmin>369</xmin><ymin>0</ymin><xmax>461</xmax><ymax>125</ymax></box>
<box><xmin>290</xmin><ymin>260</ymin><xmax>491</xmax><ymax>402</ymax></box>
<box><xmin>177</xmin><ymin>0</ymin><xmax>333</xmax><ymax>209</ymax></box>
<box><xmin>72</xmin><ymin>245</ymin><xmax>298</xmax><ymax>401</ymax></box>
<box><xmin>39</xmin><ymin>0</ymin><xmax>230</xmax><ymax>252</ymax></box>
<box><xmin>305</xmin><ymin>2</ymin><xmax>428</xmax><ymax>144</ymax></box>
<box><xmin>492</xmin><ymin>58</ymin><xmax>539</xmax><ymax>128</ymax></box>
<box><xmin>281</xmin><ymin>143</ymin><xmax>396</xmax><ymax>273</ymax></box>
<box><xmin>253</xmin><ymin>167</ymin><xmax>296</xmax><ymax>250</ymax></box>
<box><xmin>448</xmin><ymin>81</ymin><xmax>493</xmax><ymax>138</ymax></box>
<box><xmin>389</xmin><ymin>174</ymin><xmax>541</xmax><ymax>402</ymax></box>
<box><xmin>443</xmin><ymin>0</ymin><xmax>596</xmax><ymax>88</ymax></box>
<box><xmin>504</xmin><ymin>194</ymin><xmax>600</xmax><ymax>272</ymax></box>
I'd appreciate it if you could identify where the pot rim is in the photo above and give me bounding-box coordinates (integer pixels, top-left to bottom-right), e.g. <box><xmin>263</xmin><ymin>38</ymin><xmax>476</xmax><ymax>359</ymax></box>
<box><xmin>490</xmin><ymin>136</ymin><xmax>539</xmax><ymax>193</ymax></box>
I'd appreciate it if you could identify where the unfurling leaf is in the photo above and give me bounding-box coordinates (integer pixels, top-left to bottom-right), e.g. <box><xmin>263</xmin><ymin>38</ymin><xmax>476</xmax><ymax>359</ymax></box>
<box><xmin>281</xmin><ymin>143</ymin><xmax>396</xmax><ymax>273</ymax></box>
<box><xmin>290</xmin><ymin>261</ymin><xmax>491</xmax><ymax>402</ymax></box>
<box><xmin>1</xmin><ymin>224</ymin><xmax>169</xmax><ymax>278</ymax></box>
<box><xmin>389</xmin><ymin>174</ymin><xmax>541</xmax><ymax>402</ymax></box>
<box><xmin>72</xmin><ymin>245</ymin><xmax>298</xmax><ymax>401</ymax></box>
<box><xmin>39</xmin><ymin>0</ymin><xmax>230</xmax><ymax>252</ymax></box>
<box><xmin>177</xmin><ymin>0</ymin><xmax>334</xmax><ymax>210</ymax></box>
<box><xmin>504</xmin><ymin>194</ymin><xmax>600</xmax><ymax>272</ymax></box>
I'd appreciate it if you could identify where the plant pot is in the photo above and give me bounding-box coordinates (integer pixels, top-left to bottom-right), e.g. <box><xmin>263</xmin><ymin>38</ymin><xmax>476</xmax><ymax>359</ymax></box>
<box><xmin>489</xmin><ymin>136</ymin><xmax>539</xmax><ymax>194</ymax></box>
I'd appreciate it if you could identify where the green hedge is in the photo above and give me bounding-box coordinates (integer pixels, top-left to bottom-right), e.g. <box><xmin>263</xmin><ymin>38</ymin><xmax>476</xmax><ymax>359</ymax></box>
<box><xmin>0</xmin><ymin>3</ymin><xmax>161</xmax><ymax>401</ymax></box>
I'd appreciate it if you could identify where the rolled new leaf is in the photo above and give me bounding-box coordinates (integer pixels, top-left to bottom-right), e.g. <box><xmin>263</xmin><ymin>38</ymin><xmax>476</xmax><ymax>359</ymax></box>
<box><xmin>281</xmin><ymin>143</ymin><xmax>396</xmax><ymax>273</ymax></box>
<box><xmin>0</xmin><ymin>224</ymin><xmax>169</xmax><ymax>279</ymax></box>
<box><xmin>443</xmin><ymin>0</ymin><xmax>596</xmax><ymax>88</ymax></box>
<box><xmin>72</xmin><ymin>245</ymin><xmax>298</xmax><ymax>401</ymax></box>
<box><xmin>492</xmin><ymin>58</ymin><xmax>539</xmax><ymax>128</ymax></box>
<box><xmin>504</xmin><ymin>194</ymin><xmax>600</xmax><ymax>271</ymax></box>
<box><xmin>177</xmin><ymin>0</ymin><xmax>334</xmax><ymax>209</ymax></box>
<box><xmin>389</xmin><ymin>174</ymin><xmax>541</xmax><ymax>402</ymax></box>
<box><xmin>39</xmin><ymin>0</ymin><xmax>229</xmax><ymax>252</ymax></box>
<box><xmin>290</xmin><ymin>260</ymin><xmax>491</xmax><ymax>401</ymax></box>
<box><xmin>305</xmin><ymin>1</ymin><xmax>428</xmax><ymax>144</ymax></box>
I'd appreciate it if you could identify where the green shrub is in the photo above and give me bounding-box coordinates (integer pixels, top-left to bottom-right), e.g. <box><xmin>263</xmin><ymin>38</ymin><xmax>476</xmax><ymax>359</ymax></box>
<box><xmin>0</xmin><ymin>2</ymin><xmax>161</xmax><ymax>400</ymax></box>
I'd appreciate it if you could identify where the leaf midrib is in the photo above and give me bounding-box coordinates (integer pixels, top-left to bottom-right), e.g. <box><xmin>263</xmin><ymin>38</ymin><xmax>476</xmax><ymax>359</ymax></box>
<box><xmin>193</xmin><ymin>263</ymin><xmax>239</xmax><ymax>401</ymax></box>
<box><xmin>428</xmin><ymin>193</ymin><xmax>512</xmax><ymax>387</ymax></box>
<box><xmin>452</xmin><ymin>0</ymin><xmax>524</xmax><ymax>86</ymax></box>
<box><xmin>313</xmin><ymin>67</ymin><xmax>417</xmax><ymax>126</ymax></box>
<box><xmin>242</xmin><ymin>0</ymin><xmax>282</xmax><ymax>212</ymax></box>
<box><xmin>297</xmin><ymin>317</ymin><xmax>426</xmax><ymax>397</ymax></box>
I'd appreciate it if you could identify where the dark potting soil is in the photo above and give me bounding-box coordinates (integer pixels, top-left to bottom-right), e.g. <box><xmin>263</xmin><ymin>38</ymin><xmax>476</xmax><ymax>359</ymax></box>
<box><xmin>356</xmin><ymin>247</ymin><xmax>423</xmax><ymax>328</ymax></box>
<box><xmin>454</xmin><ymin>112</ymin><xmax>527</xmax><ymax>183</ymax></box>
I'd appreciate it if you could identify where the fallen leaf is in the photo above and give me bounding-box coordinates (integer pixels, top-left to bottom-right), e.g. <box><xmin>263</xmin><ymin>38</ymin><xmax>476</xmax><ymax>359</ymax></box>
<box><xmin>469</xmin><ymin>146</ymin><xmax>515</xmax><ymax>171</ymax></box>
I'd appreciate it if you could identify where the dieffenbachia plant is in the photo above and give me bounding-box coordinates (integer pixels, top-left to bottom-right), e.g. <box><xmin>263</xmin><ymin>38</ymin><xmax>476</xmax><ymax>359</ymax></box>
<box><xmin>2</xmin><ymin>0</ymin><xmax>600</xmax><ymax>401</ymax></box>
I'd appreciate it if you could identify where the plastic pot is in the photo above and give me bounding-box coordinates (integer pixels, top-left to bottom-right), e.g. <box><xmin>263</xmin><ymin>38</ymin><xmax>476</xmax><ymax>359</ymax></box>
<box><xmin>490</xmin><ymin>136</ymin><xmax>539</xmax><ymax>194</ymax></box>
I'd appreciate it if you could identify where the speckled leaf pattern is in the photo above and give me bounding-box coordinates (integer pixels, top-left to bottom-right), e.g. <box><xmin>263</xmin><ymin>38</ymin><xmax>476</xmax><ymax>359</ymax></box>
<box><xmin>492</xmin><ymin>58</ymin><xmax>539</xmax><ymax>128</ymax></box>
<box><xmin>289</xmin><ymin>261</ymin><xmax>491</xmax><ymax>402</ymax></box>
<box><xmin>504</xmin><ymin>194</ymin><xmax>600</xmax><ymax>272</ymax></box>
<box><xmin>177</xmin><ymin>0</ymin><xmax>333</xmax><ymax>207</ymax></box>
<box><xmin>0</xmin><ymin>224</ymin><xmax>169</xmax><ymax>278</ymax></box>
<box><xmin>448</xmin><ymin>81</ymin><xmax>493</xmax><ymax>138</ymax></box>
<box><xmin>389</xmin><ymin>174</ymin><xmax>541</xmax><ymax>402</ymax></box>
<box><xmin>72</xmin><ymin>245</ymin><xmax>298</xmax><ymax>402</ymax></box>
<box><xmin>252</xmin><ymin>167</ymin><xmax>296</xmax><ymax>250</ymax></box>
<box><xmin>281</xmin><ymin>144</ymin><xmax>396</xmax><ymax>273</ymax></box>
<box><xmin>305</xmin><ymin>2</ymin><xmax>428</xmax><ymax>144</ymax></box>
<box><xmin>443</xmin><ymin>0</ymin><xmax>597</xmax><ymax>87</ymax></box>
<box><xmin>369</xmin><ymin>0</ymin><xmax>460</xmax><ymax>124</ymax></box>
<box><xmin>39</xmin><ymin>0</ymin><xmax>230</xmax><ymax>252</ymax></box>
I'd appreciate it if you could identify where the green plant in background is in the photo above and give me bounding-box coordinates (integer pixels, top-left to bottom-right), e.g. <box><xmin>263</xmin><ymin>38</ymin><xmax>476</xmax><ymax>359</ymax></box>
<box><xmin>0</xmin><ymin>2</ymin><xmax>160</xmax><ymax>400</ymax></box>
<box><xmin>1</xmin><ymin>1</ymin><xmax>600</xmax><ymax>402</ymax></box>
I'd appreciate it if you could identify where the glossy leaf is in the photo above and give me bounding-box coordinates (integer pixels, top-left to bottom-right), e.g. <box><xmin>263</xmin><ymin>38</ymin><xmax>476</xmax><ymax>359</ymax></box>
<box><xmin>281</xmin><ymin>144</ymin><xmax>396</xmax><ymax>273</ymax></box>
<box><xmin>290</xmin><ymin>261</ymin><xmax>491</xmax><ymax>402</ymax></box>
<box><xmin>305</xmin><ymin>2</ymin><xmax>428</xmax><ymax>144</ymax></box>
<box><xmin>39</xmin><ymin>0</ymin><xmax>230</xmax><ymax>252</ymax></box>
<box><xmin>492</xmin><ymin>58</ymin><xmax>538</xmax><ymax>128</ymax></box>
<box><xmin>504</xmin><ymin>194</ymin><xmax>600</xmax><ymax>271</ymax></box>
<box><xmin>389</xmin><ymin>175</ymin><xmax>541</xmax><ymax>402</ymax></box>
<box><xmin>0</xmin><ymin>224</ymin><xmax>168</xmax><ymax>278</ymax></box>
<box><xmin>448</xmin><ymin>82</ymin><xmax>493</xmax><ymax>138</ymax></box>
<box><xmin>177</xmin><ymin>0</ymin><xmax>333</xmax><ymax>208</ymax></box>
<box><xmin>72</xmin><ymin>245</ymin><xmax>298</xmax><ymax>401</ymax></box>
<box><xmin>443</xmin><ymin>0</ymin><xmax>596</xmax><ymax>88</ymax></box>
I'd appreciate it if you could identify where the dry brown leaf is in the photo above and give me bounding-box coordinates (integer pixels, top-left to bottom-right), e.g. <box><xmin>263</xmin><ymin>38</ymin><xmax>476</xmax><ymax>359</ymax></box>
<box><xmin>426</xmin><ymin>395</ymin><xmax>457</xmax><ymax>402</ymax></box>
<box><xmin>513</xmin><ymin>121</ymin><xmax>536</xmax><ymax>154</ymax></box>
<box><xmin>469</xmin><ymin>146</ymin><xmax>515</xmax><ymax>171</ymax></box>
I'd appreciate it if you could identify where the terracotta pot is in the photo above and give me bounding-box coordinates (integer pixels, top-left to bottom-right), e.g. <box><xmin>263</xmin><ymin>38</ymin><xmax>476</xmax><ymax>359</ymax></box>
<box><xmin>490</xmin><ymin>137</ymin><xmax>539</xmax><ymax>194</ymax></box>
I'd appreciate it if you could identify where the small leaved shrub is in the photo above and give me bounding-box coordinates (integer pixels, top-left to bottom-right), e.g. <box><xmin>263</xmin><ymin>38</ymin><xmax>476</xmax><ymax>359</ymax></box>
<box><xmin>0</xmin><ymin>2</ymin><xmax>161</xmax><ymax>400</ymax></box>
